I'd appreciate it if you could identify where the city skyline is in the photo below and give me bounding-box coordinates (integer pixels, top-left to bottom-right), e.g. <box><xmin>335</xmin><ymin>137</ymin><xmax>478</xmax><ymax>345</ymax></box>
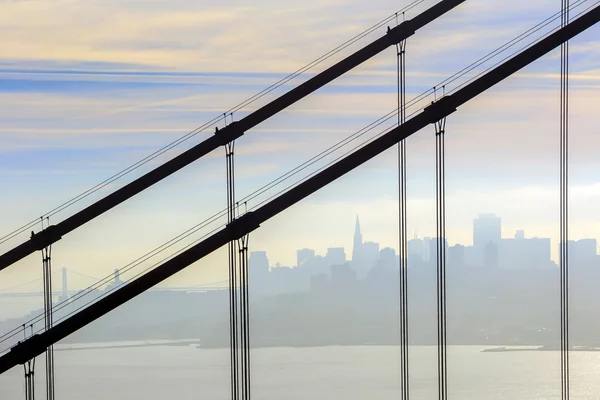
<box><xmin>251</xmin><ymin>212</ymin><xmax>599</xmax><ymax>271</ymax></box>
<box><xmin>2</xmin><ymin>210</ymin><xmax>599</xmax><ymax>299</ymax></box>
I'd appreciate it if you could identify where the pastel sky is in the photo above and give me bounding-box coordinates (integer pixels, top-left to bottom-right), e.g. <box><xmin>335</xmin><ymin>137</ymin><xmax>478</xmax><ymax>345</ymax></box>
<box><xmin>1</xmin><ymin>0</ymin><xmax>600</xmax><ymax>293</ymax></box>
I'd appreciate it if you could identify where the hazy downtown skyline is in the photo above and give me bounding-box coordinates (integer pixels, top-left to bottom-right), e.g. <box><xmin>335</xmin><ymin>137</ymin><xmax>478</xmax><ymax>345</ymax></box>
<box><xmin>1</xmin><ymin>0</ymin><xmax>600</xmax><ymax>290</ymax></box>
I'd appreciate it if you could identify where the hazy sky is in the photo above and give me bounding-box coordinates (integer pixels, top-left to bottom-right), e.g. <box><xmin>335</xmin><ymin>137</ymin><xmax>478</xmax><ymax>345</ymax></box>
<box><xmin>1</xmin><ymin>0</ymin><xmax>600</xmax><ymax>291</ymax></box>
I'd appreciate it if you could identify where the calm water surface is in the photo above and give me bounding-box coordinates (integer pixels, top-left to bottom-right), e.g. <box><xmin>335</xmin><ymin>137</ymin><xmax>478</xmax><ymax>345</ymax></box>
<box><xmin>1</xmin><ymin>344</ymin><xmax>599</xmax><ymax>399</ymax></box>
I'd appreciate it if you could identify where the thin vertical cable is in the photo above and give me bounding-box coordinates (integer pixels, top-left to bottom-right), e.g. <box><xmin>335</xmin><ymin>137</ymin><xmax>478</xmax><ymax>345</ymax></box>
<box><xmin>23</xmin><ymin>325</ymin><xmax>35</xmax><ymax>400</ymax></box>
<box><xmin>395</xmin><ymin>16</ymin><xmax>410</xmax><ymax>400</ymax></box>
<box><xmin>225</xmin><ymin>118</ymin><xmax>251</xmax><ymax>400</ymax></box>
<box><xmin>225</xmin><ymin>135</ymin><xmax>239</xmax><ymax>400</ymax></box>
<box><xmin>238</xmin><ymin>234</ymin><xmax>251</xmax><ymax>400</ymax></box>
<box><xmin>434</xmin><ymin>108</ymin><xmax>448</xmax><ymax>400</ymax></box>
<box><xmin>560</xmin><ymin>1</ymin><xmax>570</xmax><ymax>400</ymax></box>
<box><xmin>40</xmin><ymin>217</ymin><xmax>54</xmax><ymax>400</ymax></box>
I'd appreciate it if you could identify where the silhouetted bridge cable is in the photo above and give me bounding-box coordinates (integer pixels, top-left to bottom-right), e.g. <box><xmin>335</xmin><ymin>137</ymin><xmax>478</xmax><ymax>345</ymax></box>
<box><xmin>0</xmin><ymin>0</ymin><xmax>587</xmax><ymax>358</ymax></box>
<box><xmin>1</xmin><ymin>3</ymin><xmax>598</xmax><ymax>375</ymax></box>
<box><xmin>0</xmin><ymin>0</ymin><xmax>466</xmax><ymax>273</ymax></box>
<box><xmin>0</xmin><ymin>1</ymin><xmax>424</xmax><ymax>250</ymax></box>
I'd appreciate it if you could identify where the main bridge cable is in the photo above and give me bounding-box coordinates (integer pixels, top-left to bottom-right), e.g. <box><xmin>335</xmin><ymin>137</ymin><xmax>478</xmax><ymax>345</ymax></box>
<box><xmin>560</xmin><ymin>1</ymin><xmax>570</xmax><ymax>400</ymax></box>
<box><xmin>0</xmin><ymin>0</ymin><xmax>592</xmax><ymax>353</ymax></box>
<box><xmin>2</xmin><ymin>5</ymin><xmax>599</xmax><ymax>375</ymax></box>
<box><xmin>0</xmin><ymin>0</ymin><xmax>430</xmax><ymax>249</ymax></box>
<box><xmin>0</xmin><ymin>0</ymin><xmax>466</xmax><ymax>272</ymax></box>
<box><xmin>0</xmin><ymin>0</ymin><xmax>427</xmax><ymax>249</ymax></box>
<box><xmin>412</xmin><ymin>0</ymin><xmax>590</xmax><ymax>103</ymax></box>
<box><xmin>0</xmin><ymin>0</ymin><xmax>591</xmax><ymax>354</ymax></box>
<box><xmin>0</xmin><ymin>1</ymin><xmax>423</xmax><ymax>247</ymax></box>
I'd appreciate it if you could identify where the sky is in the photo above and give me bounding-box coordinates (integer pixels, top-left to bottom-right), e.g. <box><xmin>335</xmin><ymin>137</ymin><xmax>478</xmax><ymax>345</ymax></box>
<box><xmin>1</xmin><ymin>0</ymin><xmax>600</xmax><ymax>293</ymax></box>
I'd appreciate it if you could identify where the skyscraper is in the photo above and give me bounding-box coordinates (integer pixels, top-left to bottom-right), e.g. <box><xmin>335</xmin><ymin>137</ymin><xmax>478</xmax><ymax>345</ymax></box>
<box><xmin>297</xmin><ymin>248</ymin><xmax>316</xmax><ymax>268</ymax></box>
<box><xmin>249</xmin><ymin>251</ymin><xmax>269</xmax><ymax>277</ymax></box>
<box><xmin>473</xmin><ymin>213</ymin><xmax>501</xmax><ymax>267</ymax></box>
<box><xmin>408</xmin><ymin>237</ymin><xmax>425</xmax><ymax>263</ymax></box>
<box><xmin>249</xmin><ymin>251</ymin><xmax>270</xmax><ymax>296</ymax></box>
<box><xmin>427</xmin><ymin>237</ymin><xmax>448</xmax><ymax>266</ymax></box>
<box><xmin>352</xmin><ymin>215</ymin><xmax>362</xmax><ymax>263</ymax></box>
<box><xmin>379</xmin><ymin>247</ymin><xmax>397</xmax><ymax>269</ymax></box>
<box><xmin>361</xmin><ymin>241</ymin><xmax>380</xmax><ymax>269</ymax></box>
<box><xmin>326</xmin><ymin>247</ymin><xmax>346</xmax><ymax>267</ymax></box>
<box><xmin>568</xmin><ymin>239</ymin><xmax>597</xmax><ymax>268</ymax></box>
<box><xmin>448</xmin><ymin>244</ymin><xmax>465</xmax><ymax>268</ymax></box>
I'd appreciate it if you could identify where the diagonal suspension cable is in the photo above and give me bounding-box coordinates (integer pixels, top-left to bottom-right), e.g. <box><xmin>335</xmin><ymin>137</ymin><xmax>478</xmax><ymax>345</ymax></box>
<box><xmin>0</xmin><ymin>0</ymin><xmax>428</xmax><ymax>248</ymax></box>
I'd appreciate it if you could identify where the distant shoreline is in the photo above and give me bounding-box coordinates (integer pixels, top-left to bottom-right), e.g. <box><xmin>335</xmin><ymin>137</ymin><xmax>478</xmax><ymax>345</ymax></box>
<box><xmin>481</xmin><ymin>346</ymin><xmax>600</xmax><ymax>353</ymax></box>
<box><xmin>55</xmin><ymin>339</ymin><xmax>201</xmax><ymax>352</ymax></box>
<box><xmin>53</xmin><ymin>340</ymin><xmax>600</xmax><ymax>353</ymax></box>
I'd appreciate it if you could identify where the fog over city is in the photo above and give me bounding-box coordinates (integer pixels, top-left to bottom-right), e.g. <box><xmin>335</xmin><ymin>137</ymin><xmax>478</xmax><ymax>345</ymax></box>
<box><xmin>2</xmin><ymin>213</ymin><xmax>599</xmax><ymax>352</ymax></box>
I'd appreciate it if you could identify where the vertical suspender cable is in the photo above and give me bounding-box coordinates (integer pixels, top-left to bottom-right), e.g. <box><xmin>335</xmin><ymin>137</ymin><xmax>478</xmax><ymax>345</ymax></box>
<box><xmin>434</xmin><ymin>99</ymin><xmax>448</xmax><ymax>400</ymax></box>
<box><xmin>225</xmin><ymin>131</ymin><xmax>239</xmax><ymax>400</ymax></box>
<box><xmin>224</xmin><ymin>112</ymin><xmax>252</xmax><ymax>400</ymax></box>
<box><xmin>238</xmin><ymin>234</ymin><xmax>251</xmax><ymax>400</ymax></box>
<box><xmin>41</xmin><ymin>217</ymin><xmax>55</xmax><ymax>400</ymax></box>
<box><xmin>395</xmin><ymin>13</ymin><xmax>410</xmax><ymax>399</ymax></box>
<box><xmin>560</xmin><ymin>1</ymin><xmax>570</xmax><ymax>400</ymax></box>
<box><xmin>23</xmin><ymin>325</ymin><xmax>35</xmax><ymax>400</ymax></box>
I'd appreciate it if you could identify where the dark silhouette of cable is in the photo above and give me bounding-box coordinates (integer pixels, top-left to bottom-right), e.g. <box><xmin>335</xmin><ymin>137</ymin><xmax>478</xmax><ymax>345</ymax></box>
<box><xmin>227</xmin><ymin>0</ymin><xmax>425</xmax><ymax>116</ymax></box>
<box><xmin>0</xmin><ymin>222</ymin><xmax>227</xmax><ymax>355</ymax></box>
<box><xmin>243</xmin><ymin>0</ymin><xmax>591</xmax><ymax>213</ymax></box>
<box><xmin>0</xmin><ymin>210</ymin><xmax>229</xmax><ymax>350</ymax></box>
<box><xmin>0</xmin><ymin>0</ymin><xmax>591</xmax><ymax>252</ymax></box>
<box><xmin>0</xmin><ymin>0</ymin><xmax>425</xmax><ymax>248</ymax></box>
<box><xmin>446</xmin><ymin>0</ymin><xmax>592</xmax><ymax>96</ymax></box>
<box><xmin>0</xmin><ymin>108</ymin><xmax>403</xmax><ymax>351</ymax></box>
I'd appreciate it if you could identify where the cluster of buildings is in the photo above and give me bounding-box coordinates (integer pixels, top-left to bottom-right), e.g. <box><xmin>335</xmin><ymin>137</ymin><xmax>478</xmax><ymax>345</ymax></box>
<box><xmin>247</xmin><ymin>214</ymin><xmax>599</xmax><ymax>297</ymax></box>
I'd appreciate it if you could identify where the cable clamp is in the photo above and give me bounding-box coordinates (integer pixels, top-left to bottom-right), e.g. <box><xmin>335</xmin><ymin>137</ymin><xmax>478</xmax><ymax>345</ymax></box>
<box><xmin>214</xmin><ymin>121</ymin><xmax>244</xmax><ymax>146</ymax></box>
<box><xmin>424</xmin><ymin>96</ymin><xmax>457</xmax><ymax>124</ymax></box>
<box><xmin>226</xmin><ymin>212</ymin><xmax>260</xmax><ymax>240</ymax></box>
<box><xmin>386</xmin><ymin>19</ymin><xmax>416</xmax><ymax>45</ymax></box>
<box><xmin>30</xmin><ymin>225</ymin><xmax>62</xmax><ymax>251</ymax></box>
<box><xmin>10</xmin><ymin>334</ymin><xmax>46</xmax><ymax>365</ymax></box>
